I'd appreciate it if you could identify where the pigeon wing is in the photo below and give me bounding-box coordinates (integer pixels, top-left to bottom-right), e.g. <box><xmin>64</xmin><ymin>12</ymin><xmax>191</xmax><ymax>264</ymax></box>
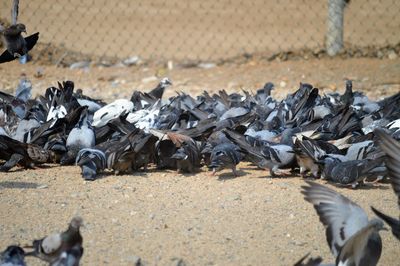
<box><xmin>25</xmin><ymin>32</ymin><xmax>39</xmax><ymax>51</ymax></box>
<box><xmin>11</xmin><ymin>0</ymin><xmax>19</xmax><ymax>25</ymax></box>
<box><xmin>335</xmin><ymin>220</ymin><xmax>383</xmax><ymax>266</ymax></box>
<box><xmin>301</xmin><ymin>181</ymin><xmax>369</xmax><ymax>256</ymax></box>
<box><xmin>0</xmin><ymin>50</ymin><xmax>15</xmax><ymax>64</ymax></box>
<box><xmin>374</xmin><ymin>129</ymin><xmax>400</xmax><ymax>207</ymax></box>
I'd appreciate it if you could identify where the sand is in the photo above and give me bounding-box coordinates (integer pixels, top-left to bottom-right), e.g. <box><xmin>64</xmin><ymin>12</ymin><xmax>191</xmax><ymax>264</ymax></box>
<box><xmin>0</xmin><ymin>57</ymin><xmax>400</xmax><ymax>265</ymax></box>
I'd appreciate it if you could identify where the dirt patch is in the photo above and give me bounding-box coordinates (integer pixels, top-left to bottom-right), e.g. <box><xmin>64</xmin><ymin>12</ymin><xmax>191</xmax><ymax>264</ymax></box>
<box><xmin>0</xmin><ymin>57</ymin><xmax>399</xmax><ymax>265</ymax></box>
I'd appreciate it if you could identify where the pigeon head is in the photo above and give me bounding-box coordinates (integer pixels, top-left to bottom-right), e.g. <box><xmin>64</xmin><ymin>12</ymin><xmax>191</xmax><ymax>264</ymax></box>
<box><xmin>370</xmin><ymin>218</ymin><xmax>386</xmax><ymax>231</ymax></box>
<box><xmin>5</xmin><ymin>23</ymin><xmax>26</xmax><ymax>35</ymax></box>
<box><xmin>160</xmin><ymin>77</ymin><xmax>172</xmax><ymax>88</ymax></box>
<box><xmin>16</xmin><ymin>24</ymin><xmax>26</xmax><ymax>33</ymax></box>
<box><xmin>70</xmin><ymin>216</ymin><xmax>83</xmax><ymax>229</ymax></box>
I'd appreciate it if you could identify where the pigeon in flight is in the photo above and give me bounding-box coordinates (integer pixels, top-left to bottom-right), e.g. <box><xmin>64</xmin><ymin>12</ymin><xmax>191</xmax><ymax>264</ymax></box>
<box><xmin>0</xmin><ymin>0</ymin><xmax>39</xmax><ymax>63</ymax></box>
<box><xmin>371</xmin><ymin>129</ymin><xmax>400</xmax><ymax>241</ymax></box>
<box><xmin>301</xmin><ymin>181</ymin><xmax>385</xmax><ymax>266</ymax></box>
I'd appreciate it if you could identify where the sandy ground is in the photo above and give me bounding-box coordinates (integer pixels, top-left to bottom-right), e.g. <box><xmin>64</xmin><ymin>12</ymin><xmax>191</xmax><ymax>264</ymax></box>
<box><xmin>1</xmin><ymin>0</ymin><xmax>399</xmax><ymax>60</ymax></box>
<box><xmin>0</xmin><ymin>57</ymin><xmax>400</xmax><ymax>265</ymax></box>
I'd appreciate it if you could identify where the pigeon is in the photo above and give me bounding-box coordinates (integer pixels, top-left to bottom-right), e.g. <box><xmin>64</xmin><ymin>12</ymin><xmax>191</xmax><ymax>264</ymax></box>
<box><xmin>224</xmin><ymin>128</ymin><xmax>295</xmax><ymax>176</ymax></box>
<box><xmin>98</xmin><ymin>128</ymin><xmax>156</xmax><ymax>174</ymax></box>
<box><xmin>76</xmin><ymin>148</ymin><xmax>106</xmax><ymax>180</ymax></box>
<box><xmin>50</xmin><ymin>244</ymin><xmax>83</xmax><ymax>266</ymax></box>
<box><xmin>61</xmin><ymin>107</ymin><xmax>95</xmax><ymax>165</ymax></box>
<box><xmin>0</xmin><ymin>135</ymin><xmax>54</xmax><ymax>171</ymax></box>
<box><xmin>25</xmin><ymin>216</ymin><xmax>83</xmax><ymax>264</ymax></box>
<box><xmin>0</xmin><ymin>245</ymin><xmax>26</xmax><ymax>266</ymax></box>
<box><xmin>255</xmin><ymin>82</ymin><xmax>274</xmax><ymax>103</ymax></box>
<box><xmin>148</xmin><ymin>77</ymin><xmax>172</xmax><ymax>99</ymax></box>
<box><xmin>301</xmin><ymin>181</ymin><xmax>385</xmax><ymax>266</ymax></box>
<box><xmin>319</xmin><ymin>156</ymin><xmax>385</xmax><ymax>186</ymax></box>
<box><xmin>166</xmin><ymin>132</ymin><xmax>200</xmax><ymax>173</ymax></box>
<box><xmin>92</xmin><ymin>99</ymin><xmax>133</xmax><ymax>127</ymax></box>
<box><xmin>209</xmin><ymin>142</ymin><xmax>242</xmax><ymax>176</ymax></box>
<box><xmin>371</xmin><ymin>129</ymin><xmax>400</xmax><ymax>240</ymax></box>
<box><xmin>0</xmin><ymin>0</ymin><xmax>39</xmax><ymax>63</ymax></box>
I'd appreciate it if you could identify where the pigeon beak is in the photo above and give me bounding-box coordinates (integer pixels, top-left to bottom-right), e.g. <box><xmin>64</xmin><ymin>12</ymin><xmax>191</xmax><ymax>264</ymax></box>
<box><xmin>381</xmin><ymin>226</ymin><xmax>389</xmax><ymax>231</ymax></box>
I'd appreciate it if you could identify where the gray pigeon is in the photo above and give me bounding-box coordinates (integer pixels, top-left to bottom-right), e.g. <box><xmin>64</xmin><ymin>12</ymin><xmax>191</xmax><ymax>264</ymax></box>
<box><xmin>25</xmin><ymin>216</ymin><xmax>83</xmax><ymax>264</ymax></box>
<box><xmin>0</xmin><ymin>0</ymin><xmax>39</xmax><ymax>63</ymax></box>
<box><xmin>301</xmin><ymin>181</ymin><xmax>385</xmax><ymax>266</ymax></box>
<box><xmin>148</xmin><ymin>77</ymin><xmax>172</xmax><ymax>99</ymax></box>
<box><xmin>50</xmin><ymin>244</ymin><xmax>83</xmax><ymax>266</ymax></box>
<box><xmin>209</xmin><ymin>142</ymin><xmax>242</xmax><ymax>176</ymax></box>
<box><xmin>61</xmin><ymin>107</ymin><xmax>95</xmax><ymax>165</ymax></box>
<box><xmin>320</xmin><ymin>156</ymin><xmax>385</xmax><ymax>186</ymax></box>
<box><xmin>76</xmin><ymin>148</ymin><xmax>106</xmax><ymax>180</ymax></box>
<box><xmin>0</xmin><ymin>245</ymin><xmax>26</xmax><ymax>266</ymax></box>
<box><xmin>371</xmin><ymin>129</ymin><xmax>400</xmax><ymax>241</ymax></box>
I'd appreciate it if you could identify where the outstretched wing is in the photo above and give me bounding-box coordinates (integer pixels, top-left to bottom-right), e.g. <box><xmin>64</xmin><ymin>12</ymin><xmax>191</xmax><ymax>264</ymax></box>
<box><xmin>374</xmin><ymin>129</ymin><xmax>400</xmax><ymax>208</ymax></box>
<box><xmin>11</xmin><ymin>0</ymin><xmax>19</xmax><ymax>25</ymax></box>
<box><xmin>301</xmin><ymin>181</ymin><xmax>369</xmax><ymax>256</ymax></box>
<box><xmin>25</xmin><ymin>32</ymin><xmax>40</xmax><ymax>51</ymax></box>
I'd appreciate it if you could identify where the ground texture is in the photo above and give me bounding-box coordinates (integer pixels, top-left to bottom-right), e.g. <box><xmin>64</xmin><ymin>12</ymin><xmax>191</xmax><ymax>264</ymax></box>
<box><xmin>0</xmin><ymin>57</ymin><xmax>400</xmax><ymax>265</ymax></box>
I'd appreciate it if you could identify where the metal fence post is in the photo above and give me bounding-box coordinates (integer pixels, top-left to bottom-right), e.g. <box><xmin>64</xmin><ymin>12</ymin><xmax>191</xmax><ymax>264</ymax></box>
<box><xmin>326</xmin><ymin>0</ymin><xmax>345</xmax><ymax>56</ymax></box>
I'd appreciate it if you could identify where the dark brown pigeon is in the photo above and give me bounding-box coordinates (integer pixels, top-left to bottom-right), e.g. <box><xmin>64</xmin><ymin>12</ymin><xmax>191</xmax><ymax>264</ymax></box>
<box><xmin>0</xmin><ymin>135</ymin><xmax>55</xmax><ymax>171</ymax></box>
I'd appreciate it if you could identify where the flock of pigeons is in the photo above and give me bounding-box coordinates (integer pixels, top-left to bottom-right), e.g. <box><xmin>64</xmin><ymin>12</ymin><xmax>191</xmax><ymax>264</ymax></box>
<box><xmin>1</xmin><ymin>1</ymin><xmax>400</xmax><ymax>265</ymax></box>
<box><xmin>1</xmin><ymin>78</ymin><xmax>399</xmax><ymax>185</ymax></box>
<box><xmin>0</xmin><ymin>75</ymin><xmax>399</xmax><ymax>265</ymax></box>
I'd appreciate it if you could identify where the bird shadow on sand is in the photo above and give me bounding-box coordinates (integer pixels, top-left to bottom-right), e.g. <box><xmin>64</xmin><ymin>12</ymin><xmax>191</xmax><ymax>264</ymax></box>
<box><xmin>0</xmin><ymin>181</ymin><xmax>40</xmax><ymax>189</ymax></box>
<box><xmin>216</xmin><ymin>169</ymin><xmax>250</xmax><ymax>180</ymax></box>
<box><xmin>297</xmin><ymin>176</ymin><xmax>391</xmax><ymax>190</ymax></box>
<box><xmin>1</xmin><ymin>164</ymin><xmax>57</xmax><ymax>173</ymax></box>
<box><xmin>331</xmin><ymin>182</ymin><xmax>391</xmax><ymax>191</ymax></box>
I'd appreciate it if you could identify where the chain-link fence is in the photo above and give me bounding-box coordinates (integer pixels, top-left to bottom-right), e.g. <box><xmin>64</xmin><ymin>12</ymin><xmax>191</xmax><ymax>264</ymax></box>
<box><xmin>1</xmin><ymin>0</ymin><xmax>399</xmax><ymax>63</ymax></box>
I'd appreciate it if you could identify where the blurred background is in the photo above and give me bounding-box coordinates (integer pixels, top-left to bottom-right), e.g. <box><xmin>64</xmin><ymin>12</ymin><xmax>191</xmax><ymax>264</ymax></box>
<box><xmin>1</xmin><ymin>0</ymin><xmax>399</xmax><ymax>65</ymax></box>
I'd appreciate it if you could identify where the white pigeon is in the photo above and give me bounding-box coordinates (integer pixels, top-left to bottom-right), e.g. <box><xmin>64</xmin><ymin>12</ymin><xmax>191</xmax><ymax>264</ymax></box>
<box><xmin>92</xmin><ymin>99</ymin><xmax>133</xmax><ymax>127</ymax></box>
<box><xmin>126</xmin><ymin>108</ymin><xmax>159</xmax><ymax>132</ymax></box>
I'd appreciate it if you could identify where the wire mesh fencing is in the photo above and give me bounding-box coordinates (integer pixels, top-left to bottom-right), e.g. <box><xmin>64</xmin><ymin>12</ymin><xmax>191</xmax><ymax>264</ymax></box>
<box><xmin>1</xmin><ymin>0</ymin><xmax>399</xmax><ymax>63</ymax></box>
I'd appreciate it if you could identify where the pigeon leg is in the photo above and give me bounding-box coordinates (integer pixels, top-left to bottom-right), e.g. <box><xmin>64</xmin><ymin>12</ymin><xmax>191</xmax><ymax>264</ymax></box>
<box><xmin>0</xmin><ymin>153</ymin><xmax>24</xmax><ymax>171</ymax></box>
<box><xmin>270</xmin><ymin>165</ymin><xmax>282</xmax><ymax>177</ymax></box>
<box><xmin>210</xmin><ymin>168</ymin><xmax>217</xmax><ymax>176</ymax></box>
<box><xmin>231</xmin><ymin>166</ymin><xmax>238</xmax><ymax>176</ymax></box>
<box><xmin>351</xmin><ymin>181</ymin><xmax>360</xmax><ymax>189</ymax></box>
<box><xmin>299</xmin><ymin>166</ymin><xmax>306</xmax><ymax>175</ymax></box>
<box><xmin>269</xmin><ymin>168</ymin><xmax>276</xmax><ymax>177</ymax></box>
